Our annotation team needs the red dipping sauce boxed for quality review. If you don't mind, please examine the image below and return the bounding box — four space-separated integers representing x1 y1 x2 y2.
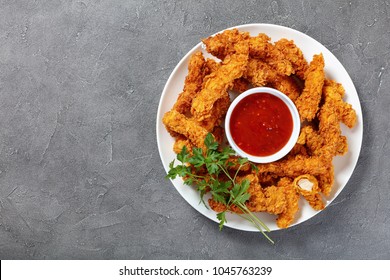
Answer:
229 92 293 156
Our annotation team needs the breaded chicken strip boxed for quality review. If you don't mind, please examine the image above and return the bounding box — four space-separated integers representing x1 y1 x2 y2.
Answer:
293 174 325 211
274 38 309 79
295 54 325 121
245 58 301 101
297 125 323 155
173 52 206 115
243 174 286 214
191 41 249 122
317 165 334 196
276 177 300 229
202 29 250 60
257 155 331 177
323 79 357 128
199 92 230 131
250 34 294 76
162 110 209 151
318 90 344 157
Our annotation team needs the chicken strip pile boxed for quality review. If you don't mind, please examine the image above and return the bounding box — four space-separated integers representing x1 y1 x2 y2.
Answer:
163 28 357 229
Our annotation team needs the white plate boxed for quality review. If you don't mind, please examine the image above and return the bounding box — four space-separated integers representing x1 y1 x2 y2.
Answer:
156 23 363 232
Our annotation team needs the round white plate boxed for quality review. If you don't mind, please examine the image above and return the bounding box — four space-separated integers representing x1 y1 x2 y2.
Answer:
156 23 363 232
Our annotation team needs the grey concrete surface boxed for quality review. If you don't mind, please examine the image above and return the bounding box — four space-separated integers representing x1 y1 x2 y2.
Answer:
0 0 389 259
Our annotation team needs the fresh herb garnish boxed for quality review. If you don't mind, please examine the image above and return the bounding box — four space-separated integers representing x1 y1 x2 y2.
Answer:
166 133 274 244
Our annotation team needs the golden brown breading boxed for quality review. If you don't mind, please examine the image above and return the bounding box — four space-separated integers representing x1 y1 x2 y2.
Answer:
248 33 271 59
244 58 301 101
274 38 308 79
173 52 206 115
199 92 230 131
297 125 323 155
202 29 250 60
241 174 286 214
318 93 343 157
249 34 294 76
257 155 331 178
191 41 249 122
323 79 357 128
293 174 325 211
162 110 209 151
173 136 193 154
276 177 300 229
295 54 325 121
317 165 334 196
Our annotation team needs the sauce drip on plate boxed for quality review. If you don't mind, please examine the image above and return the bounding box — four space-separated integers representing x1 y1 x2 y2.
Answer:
230 92 293 156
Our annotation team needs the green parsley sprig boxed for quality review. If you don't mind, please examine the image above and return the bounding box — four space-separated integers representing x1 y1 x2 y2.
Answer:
166 133 274 244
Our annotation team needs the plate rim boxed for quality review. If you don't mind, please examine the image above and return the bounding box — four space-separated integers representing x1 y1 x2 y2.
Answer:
156 23 364 232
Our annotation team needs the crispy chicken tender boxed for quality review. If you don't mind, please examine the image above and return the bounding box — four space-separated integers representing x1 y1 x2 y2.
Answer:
199 93 230 131
191 41 249 122
257 155 331 177
250 34 294 76
242 174 287 214
297 125 323 155
173 52 206 115
293 174 325 210
295 54 325 121
317 165 335 196
162 110 209 151
202 29 250 60
276 178 300 229
274 38 308 79
318 89 344 157
323 79 357 128
245 58 301 101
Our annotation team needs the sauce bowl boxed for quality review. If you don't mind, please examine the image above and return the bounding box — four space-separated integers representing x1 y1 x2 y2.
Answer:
225 87 300 163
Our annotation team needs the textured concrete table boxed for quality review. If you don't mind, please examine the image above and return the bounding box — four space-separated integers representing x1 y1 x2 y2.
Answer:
0 0 389 259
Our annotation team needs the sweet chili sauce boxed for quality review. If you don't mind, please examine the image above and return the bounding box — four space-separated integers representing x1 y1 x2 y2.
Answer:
229 92 293 156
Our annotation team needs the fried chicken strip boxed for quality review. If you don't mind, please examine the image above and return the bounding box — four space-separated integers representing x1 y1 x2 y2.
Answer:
295 54 325 121
297 125 323 155
202 29 250 60
276 177 300 229
191 41 249 122
173 52 206 115
323 79 357 128
317 165 334 196
274 38 308 79
293 174 325 211
318 88 344 157
257 155 331 177
199 93 230 131
162 110 209 151
245 58 301 101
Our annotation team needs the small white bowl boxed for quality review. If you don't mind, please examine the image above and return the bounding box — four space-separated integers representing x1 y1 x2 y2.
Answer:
225 87 300 163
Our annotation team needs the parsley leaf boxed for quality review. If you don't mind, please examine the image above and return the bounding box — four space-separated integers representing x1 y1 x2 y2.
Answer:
217 211 227 231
